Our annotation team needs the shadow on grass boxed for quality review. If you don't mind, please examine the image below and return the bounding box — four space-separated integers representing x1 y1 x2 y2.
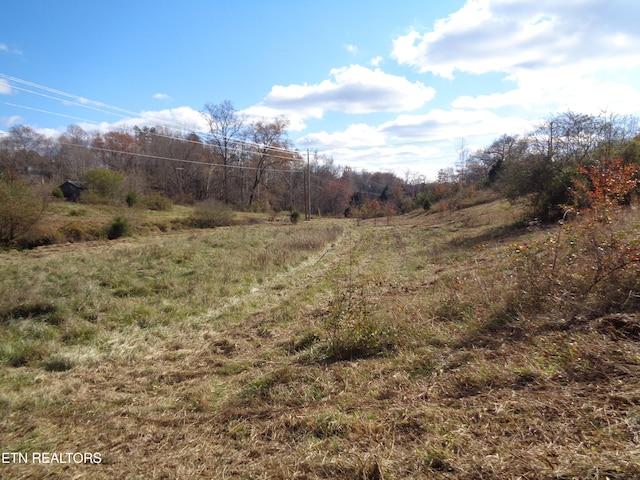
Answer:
445 220 535 251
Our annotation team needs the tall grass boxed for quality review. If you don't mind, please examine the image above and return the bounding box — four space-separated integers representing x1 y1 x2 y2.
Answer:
2 200 640 479
0 221 345 369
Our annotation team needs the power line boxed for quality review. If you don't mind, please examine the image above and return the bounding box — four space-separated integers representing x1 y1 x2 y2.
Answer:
5 100 304 166
1 74 483 176
5 102 108 126
2 74 300 158
1 74 139 119
56 139 305 174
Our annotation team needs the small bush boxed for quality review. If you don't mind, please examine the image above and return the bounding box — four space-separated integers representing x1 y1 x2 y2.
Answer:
125 191 138 208
319 282 399 361
83 168 124 202
420 196 431 211
68 208 86 217
142 193 172 211
290 210 301 224
106 216 131 240
190 200 234 228
58 222 104 242
284 331 320 354
241 367 293 402
0 174 46 246
52 187 64 199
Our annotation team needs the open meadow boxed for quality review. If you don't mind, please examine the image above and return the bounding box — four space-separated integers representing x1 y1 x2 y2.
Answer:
1 200 640 479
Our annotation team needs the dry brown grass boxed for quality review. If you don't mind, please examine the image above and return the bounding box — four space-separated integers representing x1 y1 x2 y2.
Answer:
1 200 640 479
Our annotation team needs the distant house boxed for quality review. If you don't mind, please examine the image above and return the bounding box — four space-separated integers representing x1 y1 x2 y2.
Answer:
59 180 86 201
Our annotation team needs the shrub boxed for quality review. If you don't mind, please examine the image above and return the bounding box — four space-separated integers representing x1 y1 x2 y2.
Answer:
190 200 234 228
106 216 131 240
0 174 46 247
59 222 104 242
52 187 64 199
0 330 55 368
142 193 172 211
68 208 86 217
416 190 432 211
83 168 124 202
125 191 138 208
290 210 301 224
319 282 399 361
506 158 640 318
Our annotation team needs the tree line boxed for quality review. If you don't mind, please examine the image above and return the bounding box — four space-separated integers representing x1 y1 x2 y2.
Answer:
421 111 640 221
1 106 640 244
0 100 412 217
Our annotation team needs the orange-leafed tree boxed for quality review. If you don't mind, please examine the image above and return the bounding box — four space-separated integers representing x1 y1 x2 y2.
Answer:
573 157 639 221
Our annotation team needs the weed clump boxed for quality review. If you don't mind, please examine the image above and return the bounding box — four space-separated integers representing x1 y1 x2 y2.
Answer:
142 193 172 211
319 281 400 361
52 187 64 199
106 216 131 240
58 222 104 242
1 302 58 323
42 354 73 372
189 200 234 228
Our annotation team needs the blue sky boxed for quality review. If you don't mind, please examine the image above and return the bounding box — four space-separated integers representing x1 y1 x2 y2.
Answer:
2 0 640 179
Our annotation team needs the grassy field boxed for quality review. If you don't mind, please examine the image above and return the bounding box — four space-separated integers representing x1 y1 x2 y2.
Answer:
1 200 639 479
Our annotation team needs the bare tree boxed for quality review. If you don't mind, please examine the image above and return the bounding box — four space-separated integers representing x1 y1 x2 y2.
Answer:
201 101 245 203
2 125 48 177
467 134 528 185
57 125 94 180
246 116 295 208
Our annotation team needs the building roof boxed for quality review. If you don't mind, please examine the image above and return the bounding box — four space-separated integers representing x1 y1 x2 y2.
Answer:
61 180 86 189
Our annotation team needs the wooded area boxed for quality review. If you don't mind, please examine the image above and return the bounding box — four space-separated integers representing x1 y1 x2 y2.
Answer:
0 101 412 218
1 106 640 246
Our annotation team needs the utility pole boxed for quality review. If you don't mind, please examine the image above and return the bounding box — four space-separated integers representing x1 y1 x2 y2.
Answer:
303 152 308 221
306 149 311 220
548 121 554 162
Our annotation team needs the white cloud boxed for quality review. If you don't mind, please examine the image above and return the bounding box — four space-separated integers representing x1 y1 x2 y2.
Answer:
241 104 309 131
391 0 640 121
380 109 533 142
298 108 535 179
1 44 23 55
0 79 13 95
129 106 207 131
255 64 436 120
1 115 22 127
298 123 386 149
320 143 448 179
70 106 208 135
370 56 384 67
392 0 640 78
345 44 358 54
153 93 171 100
453 68 640 115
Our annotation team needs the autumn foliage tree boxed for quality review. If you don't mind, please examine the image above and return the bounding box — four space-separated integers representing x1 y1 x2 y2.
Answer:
572 157 640 219
510 156 640 318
